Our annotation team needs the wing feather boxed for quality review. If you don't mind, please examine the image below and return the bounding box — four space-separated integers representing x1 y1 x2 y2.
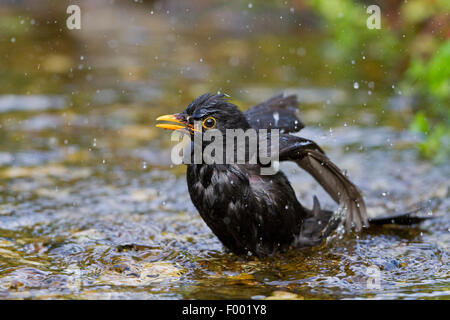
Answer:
244 94 304 133
275 134 368 231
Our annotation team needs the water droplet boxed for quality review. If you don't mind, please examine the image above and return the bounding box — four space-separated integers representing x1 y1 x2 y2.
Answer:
273 112 279 126
248 3 253 8
353 82 359 89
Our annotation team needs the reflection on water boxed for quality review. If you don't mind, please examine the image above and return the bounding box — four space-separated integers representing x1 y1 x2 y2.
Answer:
0 1 448 299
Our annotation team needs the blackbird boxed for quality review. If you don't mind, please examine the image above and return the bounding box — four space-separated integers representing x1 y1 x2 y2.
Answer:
156 93 428 257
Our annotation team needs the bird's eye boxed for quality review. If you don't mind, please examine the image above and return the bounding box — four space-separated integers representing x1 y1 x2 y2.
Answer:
202 116 216 129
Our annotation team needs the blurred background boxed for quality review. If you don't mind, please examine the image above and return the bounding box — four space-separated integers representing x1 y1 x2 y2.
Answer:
0 0 448 299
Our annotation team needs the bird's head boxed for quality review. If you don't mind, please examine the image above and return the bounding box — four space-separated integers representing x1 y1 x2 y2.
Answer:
156 93 250 135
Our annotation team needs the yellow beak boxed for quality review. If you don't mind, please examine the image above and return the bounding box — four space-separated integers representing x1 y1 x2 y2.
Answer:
156 113 201 132
155 114 186 131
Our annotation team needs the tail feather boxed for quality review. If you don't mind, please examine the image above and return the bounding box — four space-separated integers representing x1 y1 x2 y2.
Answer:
368 208 433 226
294 202 433 248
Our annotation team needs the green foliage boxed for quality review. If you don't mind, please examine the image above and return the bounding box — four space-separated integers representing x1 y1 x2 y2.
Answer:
406 41 450 101
409 111 429 134
410 112 449 163
418 125 448 163
309 0 449 162
405 41 450 162
307 0 398 62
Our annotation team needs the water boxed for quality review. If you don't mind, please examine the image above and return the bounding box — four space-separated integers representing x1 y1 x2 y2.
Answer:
0 1 448 299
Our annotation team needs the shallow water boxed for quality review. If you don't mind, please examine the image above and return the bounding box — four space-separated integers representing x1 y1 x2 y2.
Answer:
0 2 448 299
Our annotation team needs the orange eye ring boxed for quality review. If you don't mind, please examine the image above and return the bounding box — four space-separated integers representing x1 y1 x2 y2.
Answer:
202 116 216 129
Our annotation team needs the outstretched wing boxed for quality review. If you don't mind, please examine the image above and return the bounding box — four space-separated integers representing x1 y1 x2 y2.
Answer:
244 94 304 133
276 134 368 231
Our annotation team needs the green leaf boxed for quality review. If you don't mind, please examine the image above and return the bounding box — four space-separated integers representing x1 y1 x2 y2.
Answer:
409 112 429 134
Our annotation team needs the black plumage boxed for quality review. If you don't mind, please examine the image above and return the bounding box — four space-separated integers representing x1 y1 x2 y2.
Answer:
156 93 430 257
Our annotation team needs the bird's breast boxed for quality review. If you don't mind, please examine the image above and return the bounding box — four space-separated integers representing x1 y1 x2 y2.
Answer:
187 164 250 211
